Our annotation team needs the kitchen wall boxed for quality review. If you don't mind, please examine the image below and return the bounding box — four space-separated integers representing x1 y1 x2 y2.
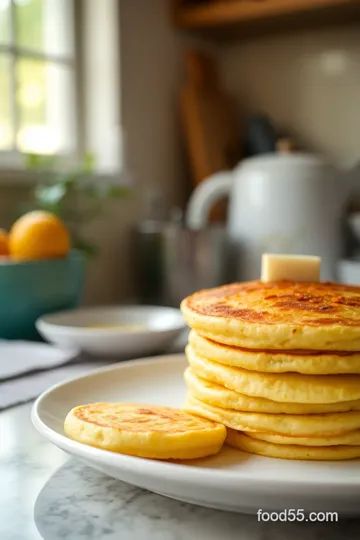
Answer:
84 0 189 304
121 0 186 211
220 25 360 169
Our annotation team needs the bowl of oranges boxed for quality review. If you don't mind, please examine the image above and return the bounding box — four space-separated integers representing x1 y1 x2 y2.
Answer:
0 211 85 340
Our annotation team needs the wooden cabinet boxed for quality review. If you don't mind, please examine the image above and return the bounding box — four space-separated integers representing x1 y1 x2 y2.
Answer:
172 0 360 36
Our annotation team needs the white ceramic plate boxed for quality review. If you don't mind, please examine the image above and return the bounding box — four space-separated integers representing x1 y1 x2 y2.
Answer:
36 306 185 357
32 355 360 515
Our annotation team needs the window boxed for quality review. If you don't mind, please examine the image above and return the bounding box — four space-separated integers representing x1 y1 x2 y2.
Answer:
0 0 122 180
0 0 76 158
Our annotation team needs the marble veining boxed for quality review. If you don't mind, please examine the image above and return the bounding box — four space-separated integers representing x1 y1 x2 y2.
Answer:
34 460 360 540
1 403 360 540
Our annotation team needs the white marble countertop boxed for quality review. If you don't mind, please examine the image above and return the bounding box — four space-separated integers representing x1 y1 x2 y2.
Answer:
1 403 360 540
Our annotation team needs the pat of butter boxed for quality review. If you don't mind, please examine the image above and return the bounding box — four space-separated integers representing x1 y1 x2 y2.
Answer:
261 253 320 283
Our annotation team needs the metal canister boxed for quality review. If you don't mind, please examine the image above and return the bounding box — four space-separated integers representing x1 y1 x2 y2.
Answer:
133 221 231 307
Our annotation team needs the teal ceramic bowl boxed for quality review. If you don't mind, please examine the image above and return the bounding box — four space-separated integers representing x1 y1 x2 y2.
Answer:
0 251 85 340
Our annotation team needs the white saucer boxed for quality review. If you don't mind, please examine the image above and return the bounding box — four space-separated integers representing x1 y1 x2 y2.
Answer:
32 354 360 515
36 305 185 357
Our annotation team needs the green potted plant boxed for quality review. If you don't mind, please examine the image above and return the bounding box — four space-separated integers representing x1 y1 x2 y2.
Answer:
24 153 130 258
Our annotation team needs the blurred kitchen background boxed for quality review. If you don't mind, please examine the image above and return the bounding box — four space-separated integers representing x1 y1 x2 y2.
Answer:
2 0 360 310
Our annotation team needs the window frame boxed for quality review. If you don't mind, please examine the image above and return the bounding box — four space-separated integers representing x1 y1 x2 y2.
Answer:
0 0 122 185
0 0 80 174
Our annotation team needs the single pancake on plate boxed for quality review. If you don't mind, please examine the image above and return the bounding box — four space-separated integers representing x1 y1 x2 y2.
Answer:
247 430 360 446
181 281 360 351
184 395 360 437
226 430 360 461
186 345 360 404
184 368 360 415
64 402 226 460
189 330 360 375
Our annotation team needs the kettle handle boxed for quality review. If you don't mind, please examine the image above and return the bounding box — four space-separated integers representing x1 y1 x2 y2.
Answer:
341 161 360 207
186 172 232 230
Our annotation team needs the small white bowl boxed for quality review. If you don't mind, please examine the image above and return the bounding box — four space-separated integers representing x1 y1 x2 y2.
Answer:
36 306 186 358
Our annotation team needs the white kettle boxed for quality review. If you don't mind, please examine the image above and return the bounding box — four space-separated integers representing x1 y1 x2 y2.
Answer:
186 153 360 281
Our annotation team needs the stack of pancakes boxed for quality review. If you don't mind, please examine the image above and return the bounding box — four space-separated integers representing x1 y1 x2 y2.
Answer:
181 281 360 460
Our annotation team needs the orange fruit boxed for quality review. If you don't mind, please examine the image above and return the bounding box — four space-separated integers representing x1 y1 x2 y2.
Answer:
0 229 9 256
9 211 71 261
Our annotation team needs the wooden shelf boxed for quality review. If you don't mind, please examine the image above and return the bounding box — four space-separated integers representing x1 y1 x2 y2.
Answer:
173 0 360 36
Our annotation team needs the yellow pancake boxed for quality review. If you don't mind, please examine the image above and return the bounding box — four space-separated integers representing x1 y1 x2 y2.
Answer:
184 395 360 436
184 368 360 415
189 330 360 375
227 430 360 461
248 430 360 446
181 281 360 351
64 402 226 460
186 345 360 404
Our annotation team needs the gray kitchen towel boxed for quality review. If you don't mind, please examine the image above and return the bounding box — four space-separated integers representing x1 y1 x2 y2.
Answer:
0 359 107 409
0 330 188 409
0 340 79 380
